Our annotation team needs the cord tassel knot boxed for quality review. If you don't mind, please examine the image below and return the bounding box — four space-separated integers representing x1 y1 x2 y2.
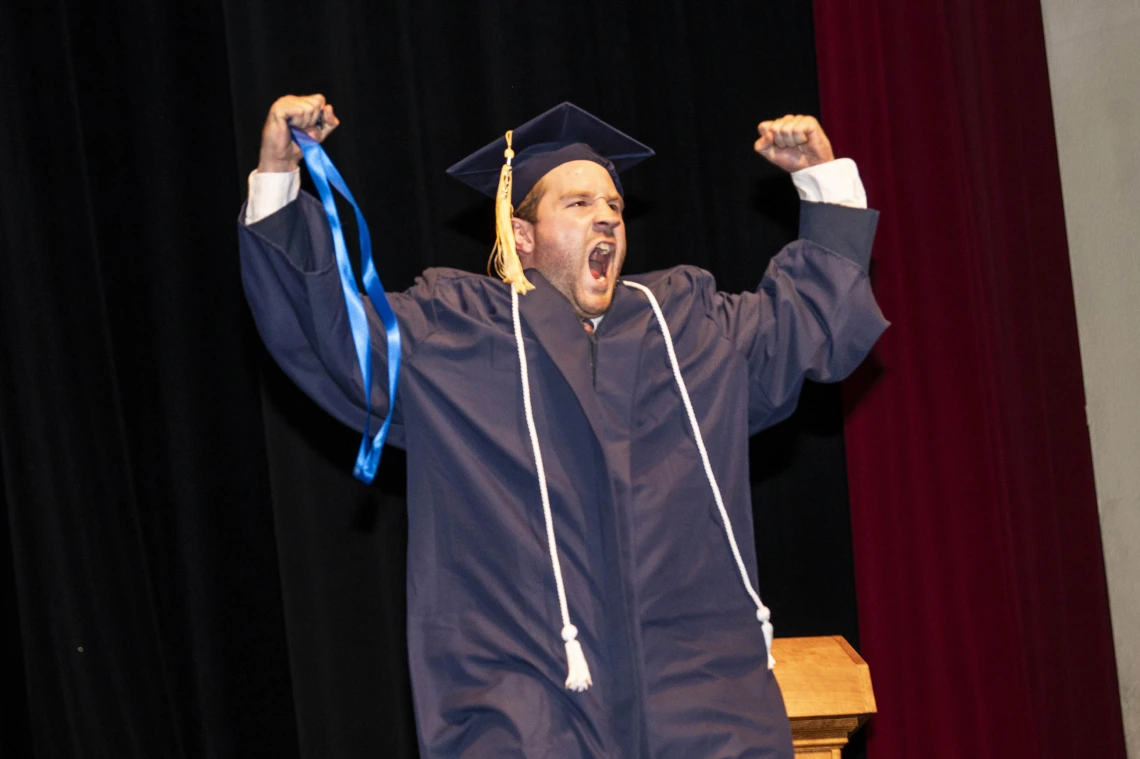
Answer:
562 625 593 692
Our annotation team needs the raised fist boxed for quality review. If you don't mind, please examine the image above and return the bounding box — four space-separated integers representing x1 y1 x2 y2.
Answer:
754 114 834 173
258 94 340 174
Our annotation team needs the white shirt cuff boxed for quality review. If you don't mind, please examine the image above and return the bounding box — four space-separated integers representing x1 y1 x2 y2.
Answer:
790 158 867 209
245 169 301 225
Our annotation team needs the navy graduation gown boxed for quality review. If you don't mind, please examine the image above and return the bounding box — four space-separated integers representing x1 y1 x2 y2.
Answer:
239 193 887 759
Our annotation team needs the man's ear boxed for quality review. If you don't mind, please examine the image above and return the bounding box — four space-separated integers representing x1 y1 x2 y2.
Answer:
512 217 535 262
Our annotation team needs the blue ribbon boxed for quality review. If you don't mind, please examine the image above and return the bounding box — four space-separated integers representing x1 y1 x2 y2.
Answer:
290 127 401 483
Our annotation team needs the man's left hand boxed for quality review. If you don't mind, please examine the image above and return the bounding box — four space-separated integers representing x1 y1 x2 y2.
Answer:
754 115 834 172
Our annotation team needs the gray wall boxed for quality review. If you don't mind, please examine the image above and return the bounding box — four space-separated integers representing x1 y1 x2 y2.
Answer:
1039 0 1140 755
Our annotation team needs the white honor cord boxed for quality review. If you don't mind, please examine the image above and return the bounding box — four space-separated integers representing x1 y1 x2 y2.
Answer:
512 289 593 691
621 280 776 669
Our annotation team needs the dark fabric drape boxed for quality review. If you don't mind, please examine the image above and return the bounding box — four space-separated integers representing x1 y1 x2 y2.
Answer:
812 1 1127 757
2 1 866 757
0 1 299 757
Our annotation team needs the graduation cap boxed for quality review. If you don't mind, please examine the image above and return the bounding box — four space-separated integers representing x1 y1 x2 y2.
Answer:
446 102 654 294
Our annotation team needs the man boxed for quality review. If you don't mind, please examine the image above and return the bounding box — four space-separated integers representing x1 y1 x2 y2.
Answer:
239 93 887 758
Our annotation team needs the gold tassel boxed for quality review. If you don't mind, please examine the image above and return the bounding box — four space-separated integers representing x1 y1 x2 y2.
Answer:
488 130 535 294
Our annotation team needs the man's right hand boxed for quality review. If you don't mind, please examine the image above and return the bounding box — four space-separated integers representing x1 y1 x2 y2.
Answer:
258 94 339 174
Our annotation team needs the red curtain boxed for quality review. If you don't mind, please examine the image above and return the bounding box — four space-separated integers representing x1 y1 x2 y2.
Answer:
812 2 1127 757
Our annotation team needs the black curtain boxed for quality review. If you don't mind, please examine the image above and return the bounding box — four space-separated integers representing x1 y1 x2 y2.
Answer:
1 1 861 756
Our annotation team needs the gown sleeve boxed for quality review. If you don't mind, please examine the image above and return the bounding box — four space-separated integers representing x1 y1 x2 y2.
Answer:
705 201 889 434
237 191 437 446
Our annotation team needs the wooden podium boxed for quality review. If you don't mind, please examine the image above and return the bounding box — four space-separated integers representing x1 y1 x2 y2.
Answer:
771 636 877 758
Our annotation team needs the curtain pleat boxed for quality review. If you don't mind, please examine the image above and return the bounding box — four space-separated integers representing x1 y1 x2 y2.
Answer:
814 1 1127 756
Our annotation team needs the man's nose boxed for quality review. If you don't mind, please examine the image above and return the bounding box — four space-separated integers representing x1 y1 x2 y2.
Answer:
593 202 622 233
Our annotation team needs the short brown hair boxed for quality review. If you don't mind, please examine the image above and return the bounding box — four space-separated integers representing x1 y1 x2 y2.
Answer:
513 178 547 223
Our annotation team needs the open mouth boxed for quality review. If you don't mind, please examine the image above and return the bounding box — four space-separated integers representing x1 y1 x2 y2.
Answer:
589 242 615 281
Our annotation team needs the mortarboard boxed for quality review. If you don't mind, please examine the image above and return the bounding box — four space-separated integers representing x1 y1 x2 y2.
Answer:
446 102 654 294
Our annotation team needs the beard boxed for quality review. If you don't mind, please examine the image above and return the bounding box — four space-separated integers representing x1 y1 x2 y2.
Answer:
534 238 624 319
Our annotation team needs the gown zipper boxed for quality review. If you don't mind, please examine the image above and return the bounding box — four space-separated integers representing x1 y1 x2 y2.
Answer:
587 328 598 387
